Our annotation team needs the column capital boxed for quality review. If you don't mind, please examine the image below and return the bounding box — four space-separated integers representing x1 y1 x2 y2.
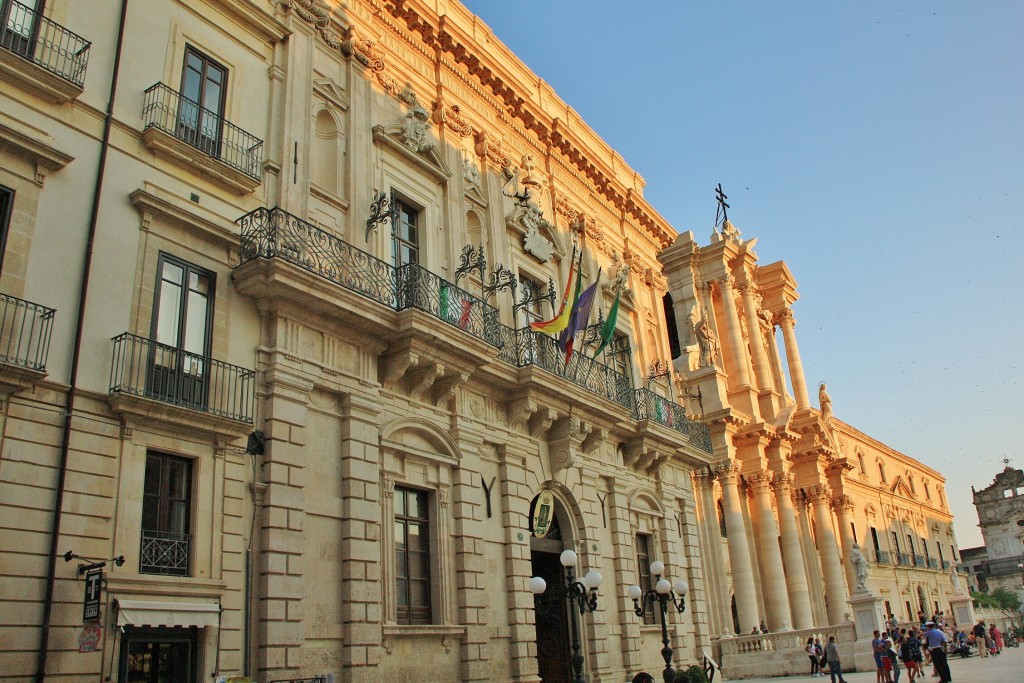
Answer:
713 461 741 483
748 469 774 492
831 494 855 512
691 468 715 489
807 483 832 502
774 307 795 326
717 274 735 288
770 471 795 492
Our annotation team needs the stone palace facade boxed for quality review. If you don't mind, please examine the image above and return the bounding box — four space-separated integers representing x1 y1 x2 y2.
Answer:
0 1 962 682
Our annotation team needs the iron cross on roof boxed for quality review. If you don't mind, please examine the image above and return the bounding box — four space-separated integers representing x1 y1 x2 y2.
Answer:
715 183 730 228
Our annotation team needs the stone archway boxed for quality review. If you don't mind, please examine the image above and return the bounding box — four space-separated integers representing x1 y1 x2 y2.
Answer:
529 492 578 683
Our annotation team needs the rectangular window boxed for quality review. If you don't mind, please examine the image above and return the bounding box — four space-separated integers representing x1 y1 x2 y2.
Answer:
0 184 12 272
609 331 631 377
635 534 655 625
516 274 547 329
851 522 858 544
1 0 43 59
149 254 214 409
395 486 431 624
140 452 193 576
391 198 419 268
178 46 227 156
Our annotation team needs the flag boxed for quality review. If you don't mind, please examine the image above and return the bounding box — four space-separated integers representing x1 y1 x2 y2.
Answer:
558 268 601 364
440 281 473 331
530 248 579 335
593 286 621 358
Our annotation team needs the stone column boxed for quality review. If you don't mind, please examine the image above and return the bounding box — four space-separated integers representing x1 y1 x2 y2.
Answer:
748 470 792 630
693 469 731 635
740 282 773 392
771 472 814 630
258 367 313 680
338 392 384 681
716 276 752 388
832 494 857 596
715 462 760 632
809 484 848 625
776 307 810 409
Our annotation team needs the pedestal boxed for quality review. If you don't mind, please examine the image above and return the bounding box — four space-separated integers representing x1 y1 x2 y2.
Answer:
949 593 974 629
849 589 883 672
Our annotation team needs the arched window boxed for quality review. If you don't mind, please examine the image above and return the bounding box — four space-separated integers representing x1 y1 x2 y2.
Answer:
878 462 887 483
857 452 867 474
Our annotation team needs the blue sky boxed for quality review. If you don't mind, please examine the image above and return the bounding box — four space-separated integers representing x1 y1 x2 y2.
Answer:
462 1 1024 548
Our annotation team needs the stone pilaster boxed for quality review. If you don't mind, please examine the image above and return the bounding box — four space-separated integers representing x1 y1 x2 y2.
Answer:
776 307 810 409
748 469 792 630
771 472 814 629
606 476 643 673
258 367 314 679
808 484 848 625
338 392 383 680
497 445 541 683
715 462 760 632
452 445 491 682
692 469 731 636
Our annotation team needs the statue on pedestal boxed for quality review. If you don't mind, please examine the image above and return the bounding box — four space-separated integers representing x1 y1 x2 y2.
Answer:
850 543 869 591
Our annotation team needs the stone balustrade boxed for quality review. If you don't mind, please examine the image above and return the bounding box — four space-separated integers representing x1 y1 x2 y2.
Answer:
717 623 857 679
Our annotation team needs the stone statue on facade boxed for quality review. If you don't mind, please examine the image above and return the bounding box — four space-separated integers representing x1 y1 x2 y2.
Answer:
690 307 720 368
819 382 833 424
850 543 869 591
950 567 964 594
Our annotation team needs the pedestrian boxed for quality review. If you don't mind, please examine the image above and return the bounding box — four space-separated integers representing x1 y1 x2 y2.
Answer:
815 637 826 675
880 637 898 683
807 636 821 677
973 620 987 658
993 624 1004 652
825 635 848 683
923 621 952 683
872 630 885 683
759 619 769 634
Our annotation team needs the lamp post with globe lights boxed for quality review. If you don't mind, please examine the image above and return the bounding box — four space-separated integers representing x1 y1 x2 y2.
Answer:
529 549 603 683
628 561 688 683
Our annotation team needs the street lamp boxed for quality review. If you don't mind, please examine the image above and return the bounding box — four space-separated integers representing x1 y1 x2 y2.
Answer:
629 560 688 683
530 549 603 683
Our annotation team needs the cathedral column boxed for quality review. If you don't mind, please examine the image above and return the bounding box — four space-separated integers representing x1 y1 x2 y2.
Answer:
748 470 792 630
740 281 773 392
771 472 814 629
809 484 848 625
716 276 751 388
832 494 857 595
776 307 810 409
715 462 760 632
693 469 731 635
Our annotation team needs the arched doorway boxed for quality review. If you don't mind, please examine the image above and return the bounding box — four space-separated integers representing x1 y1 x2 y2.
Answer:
530 493 575 682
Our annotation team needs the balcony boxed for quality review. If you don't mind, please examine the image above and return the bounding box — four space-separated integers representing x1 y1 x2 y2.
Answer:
142 83 263 194
633 388 713 453
0 0 90 101
897 553 911 566
139 529 190 577
0 292 54 394
108 332 255 438
873 551 891 565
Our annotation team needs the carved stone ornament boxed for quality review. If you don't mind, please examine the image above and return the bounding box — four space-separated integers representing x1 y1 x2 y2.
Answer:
503 167 560 263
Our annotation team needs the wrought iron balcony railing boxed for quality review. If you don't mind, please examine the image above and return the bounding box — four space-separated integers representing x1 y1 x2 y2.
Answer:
633 388 713 453
139 529 190 576
142 82 263 180
873 550 890 565
941 560 950 571
0 292 55 372
109 332 255 423
0 0 90 87
396 263 501 346
896 553 911 566
912 554 928 568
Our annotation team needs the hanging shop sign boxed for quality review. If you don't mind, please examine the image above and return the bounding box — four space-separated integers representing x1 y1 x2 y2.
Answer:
532 489 554 539
82 567 102 623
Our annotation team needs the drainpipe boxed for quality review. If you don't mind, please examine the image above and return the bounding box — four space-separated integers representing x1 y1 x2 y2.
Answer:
34 1 129 680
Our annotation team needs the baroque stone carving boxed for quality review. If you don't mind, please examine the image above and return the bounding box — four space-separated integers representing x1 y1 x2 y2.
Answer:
688 304 720 368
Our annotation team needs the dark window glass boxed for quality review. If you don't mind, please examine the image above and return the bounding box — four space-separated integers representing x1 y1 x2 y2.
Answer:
395 486 431 624
0 184 12 272
635 534 656 625
663 293 681 359
178 46 227 156
140 452 192 576
1 0 43 58
391 199 419 268
149 254 214 409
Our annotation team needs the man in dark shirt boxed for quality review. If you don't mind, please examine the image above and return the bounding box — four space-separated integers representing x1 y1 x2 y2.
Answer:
972 620 987 658
924 622 952 683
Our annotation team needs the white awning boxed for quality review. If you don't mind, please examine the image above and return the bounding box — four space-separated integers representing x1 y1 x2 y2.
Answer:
115 600 220 628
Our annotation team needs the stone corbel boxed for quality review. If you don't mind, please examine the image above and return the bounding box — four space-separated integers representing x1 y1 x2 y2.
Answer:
506 395 537 432
528 407 557 438
381 350 419 389
409 361 445 401
623 439 647 469
581 427 606 456
547 415 591 475
432 370 469 407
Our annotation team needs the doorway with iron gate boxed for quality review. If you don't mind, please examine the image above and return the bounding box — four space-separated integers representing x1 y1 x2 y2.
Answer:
530 492 577 683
